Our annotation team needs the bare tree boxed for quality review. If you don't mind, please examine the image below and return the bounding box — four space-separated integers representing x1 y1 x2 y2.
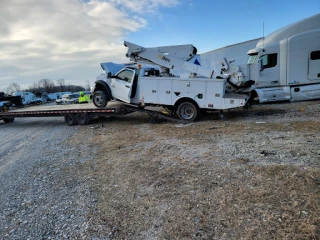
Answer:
56 78 65 92
6 83 21 94
64 84 85 92
39 79 55 93
85 80 91 90
28 81 42 94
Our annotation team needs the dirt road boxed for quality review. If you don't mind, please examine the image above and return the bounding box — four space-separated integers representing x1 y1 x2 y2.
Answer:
0 101 319 239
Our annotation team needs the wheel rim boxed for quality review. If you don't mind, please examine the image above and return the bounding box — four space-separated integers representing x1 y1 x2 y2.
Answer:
180 105 195 120
67 116 73 124
76 113 90 125
94 94 103 106
65 114 76 125
78 115 85 124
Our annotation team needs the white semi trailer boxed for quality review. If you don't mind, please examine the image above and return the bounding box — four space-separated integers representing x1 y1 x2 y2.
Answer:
218 13 320 103
200 38 261 75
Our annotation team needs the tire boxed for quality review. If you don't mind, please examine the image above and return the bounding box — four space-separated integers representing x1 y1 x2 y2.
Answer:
93 90 108 108
176 101 198 121
3 118 14 123
76 113 91 125
64 114 77 126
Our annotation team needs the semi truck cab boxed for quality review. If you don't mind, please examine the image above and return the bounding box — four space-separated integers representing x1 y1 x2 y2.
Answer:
243 13 320 103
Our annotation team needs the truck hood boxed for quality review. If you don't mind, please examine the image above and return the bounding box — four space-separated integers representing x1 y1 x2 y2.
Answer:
100 62 126 75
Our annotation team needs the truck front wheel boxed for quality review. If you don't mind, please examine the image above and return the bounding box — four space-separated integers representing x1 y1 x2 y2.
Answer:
93 90 108 108
176 101 198 121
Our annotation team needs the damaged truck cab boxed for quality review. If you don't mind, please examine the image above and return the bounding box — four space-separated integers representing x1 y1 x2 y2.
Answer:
92 63 161 108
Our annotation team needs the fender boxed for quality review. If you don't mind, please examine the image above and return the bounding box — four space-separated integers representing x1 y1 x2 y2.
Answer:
174 96 200 109
94 80 113 99
253 87 291 103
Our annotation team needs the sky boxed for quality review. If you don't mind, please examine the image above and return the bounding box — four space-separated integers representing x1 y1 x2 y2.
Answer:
0 0 319 91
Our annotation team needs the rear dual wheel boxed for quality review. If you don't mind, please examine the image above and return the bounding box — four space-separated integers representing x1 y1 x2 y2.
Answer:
176 101 198 121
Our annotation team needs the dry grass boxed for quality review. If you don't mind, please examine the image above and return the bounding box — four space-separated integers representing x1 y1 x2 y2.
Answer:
85 148 320 239
214 165 320 240
68 102 320 239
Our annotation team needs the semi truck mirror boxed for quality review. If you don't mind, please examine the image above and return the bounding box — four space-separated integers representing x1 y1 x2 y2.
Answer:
107 72 112 78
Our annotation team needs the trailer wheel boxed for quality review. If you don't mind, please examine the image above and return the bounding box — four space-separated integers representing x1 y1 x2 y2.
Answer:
176 101 198 121
3 118 14 123
64 114 77 126
93 90 108 108
76 113 91 125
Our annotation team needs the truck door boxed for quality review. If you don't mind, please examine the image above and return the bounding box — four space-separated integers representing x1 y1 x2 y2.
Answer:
111 69 135 103
24 92 29 104
257 53 280 87
308 50 320 80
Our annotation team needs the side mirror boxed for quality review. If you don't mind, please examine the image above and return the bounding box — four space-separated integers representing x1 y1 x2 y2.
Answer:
107 72 112 78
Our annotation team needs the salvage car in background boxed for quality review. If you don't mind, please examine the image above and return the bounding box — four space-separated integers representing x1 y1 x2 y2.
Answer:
56 94 79 105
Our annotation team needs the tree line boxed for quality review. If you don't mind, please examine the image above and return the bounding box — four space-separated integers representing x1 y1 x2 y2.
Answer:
4 79 90 96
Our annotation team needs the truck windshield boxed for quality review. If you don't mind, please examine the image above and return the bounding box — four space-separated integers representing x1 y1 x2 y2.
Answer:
247 55 258 64
126 67 140 76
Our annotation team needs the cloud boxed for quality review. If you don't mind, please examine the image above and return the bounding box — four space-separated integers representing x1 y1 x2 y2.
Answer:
109 0 179 13
0 0 179 89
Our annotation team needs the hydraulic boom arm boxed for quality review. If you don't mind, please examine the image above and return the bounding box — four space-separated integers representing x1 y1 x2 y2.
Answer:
124 41 217 79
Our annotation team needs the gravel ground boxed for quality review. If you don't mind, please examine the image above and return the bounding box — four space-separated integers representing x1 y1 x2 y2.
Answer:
0 117 97 239
0 100 319 239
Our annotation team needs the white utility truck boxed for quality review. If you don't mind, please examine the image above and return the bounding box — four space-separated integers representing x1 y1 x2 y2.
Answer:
218 13 320 103
92 42 249 121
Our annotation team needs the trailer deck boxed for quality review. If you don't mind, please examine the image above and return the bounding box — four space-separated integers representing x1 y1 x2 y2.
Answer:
0 102 180 125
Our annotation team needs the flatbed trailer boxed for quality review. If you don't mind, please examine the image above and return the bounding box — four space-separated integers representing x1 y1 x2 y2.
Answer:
0 102 180 126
